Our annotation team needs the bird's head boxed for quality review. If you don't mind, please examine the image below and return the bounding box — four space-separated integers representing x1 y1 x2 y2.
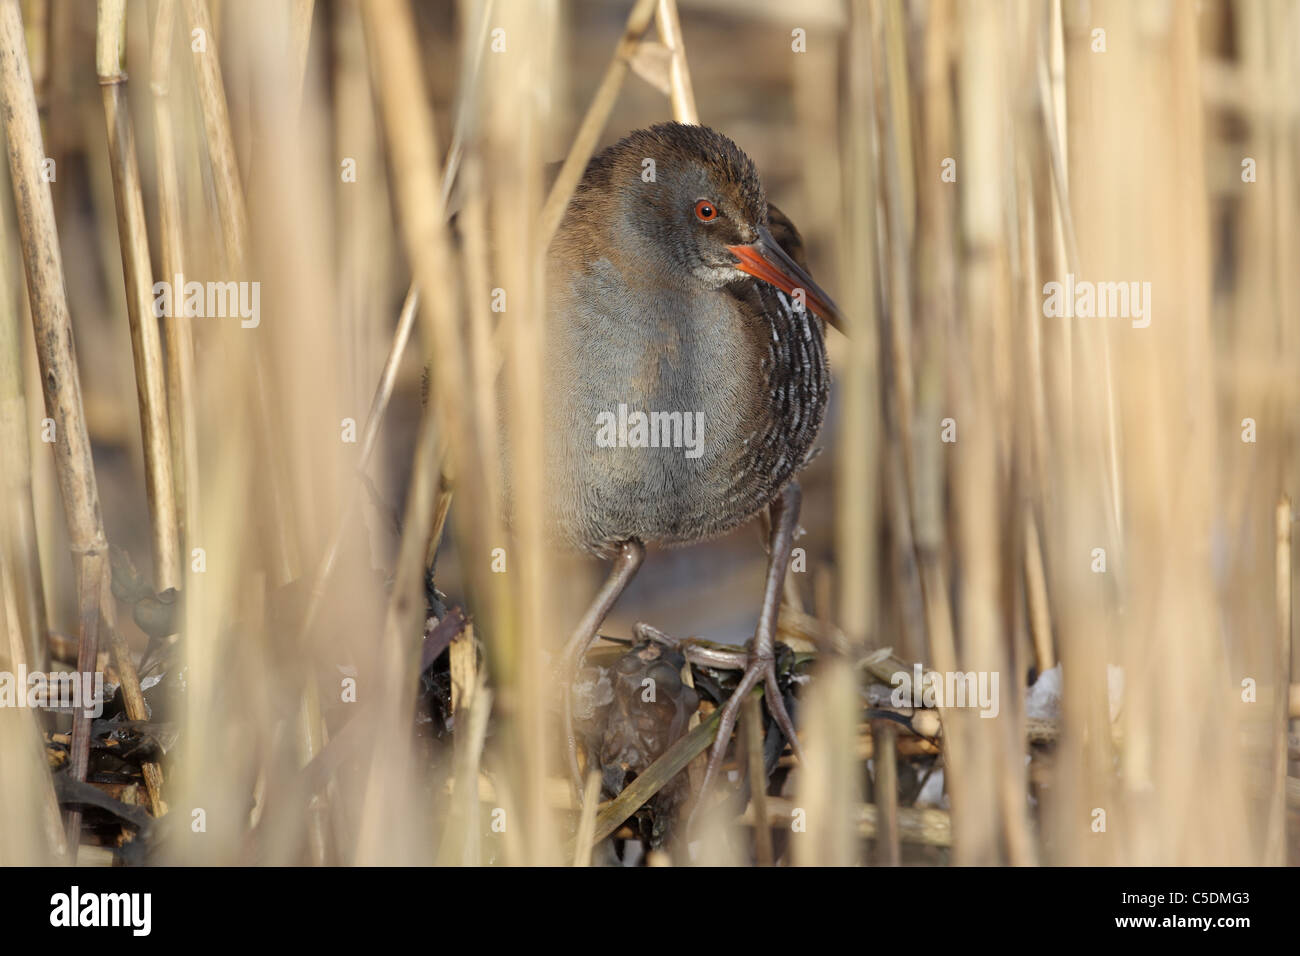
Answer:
580 123 846 332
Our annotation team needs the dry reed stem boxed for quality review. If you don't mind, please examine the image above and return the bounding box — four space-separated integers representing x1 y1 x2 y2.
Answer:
184 0 303 585
876 0 917 505
96 0 173 819
457 162 501 524
184 0 247 267
149 0 200 559
1036 27 1124 573
0 0 109 852
655 0 697 125
359 0 478 862
0 162 47 674
908 0 976 862
871 719 900 865
834 0 879 651
98 0 179 594
1049 2 1119 864
488 0 557 866
0 0 101 557
798 0 875 869
954 0 1018 865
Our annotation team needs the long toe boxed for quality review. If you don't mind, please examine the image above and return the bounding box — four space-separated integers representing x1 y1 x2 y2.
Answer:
688 654 772 832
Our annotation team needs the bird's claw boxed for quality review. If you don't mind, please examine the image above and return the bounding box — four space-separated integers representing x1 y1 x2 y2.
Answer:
685 642 804 834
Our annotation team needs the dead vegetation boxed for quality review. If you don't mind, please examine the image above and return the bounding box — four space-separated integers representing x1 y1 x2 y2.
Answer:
0 0 1296 866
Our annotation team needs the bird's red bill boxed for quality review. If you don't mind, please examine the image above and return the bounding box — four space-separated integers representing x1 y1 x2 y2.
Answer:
726 234 846 333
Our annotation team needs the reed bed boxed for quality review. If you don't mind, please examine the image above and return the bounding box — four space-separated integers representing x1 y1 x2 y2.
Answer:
0 0 1295 867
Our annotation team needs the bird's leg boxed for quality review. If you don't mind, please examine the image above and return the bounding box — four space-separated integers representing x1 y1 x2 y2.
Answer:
693 482 805 821
562 539 645 792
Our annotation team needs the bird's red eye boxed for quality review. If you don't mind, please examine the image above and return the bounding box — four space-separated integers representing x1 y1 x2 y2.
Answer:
694 199 718 222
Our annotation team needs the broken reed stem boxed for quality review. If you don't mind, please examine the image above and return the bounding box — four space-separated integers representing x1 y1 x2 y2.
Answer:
98 0 179 593
655 0 698 125
540 0 657 243
0 0 108 853
150 0 200 558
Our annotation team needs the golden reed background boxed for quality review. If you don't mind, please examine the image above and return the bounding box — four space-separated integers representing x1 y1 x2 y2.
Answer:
0 0 1296 865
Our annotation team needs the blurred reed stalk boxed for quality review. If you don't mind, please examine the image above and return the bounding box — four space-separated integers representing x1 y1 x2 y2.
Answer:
789 0 877 868
0 0 1290 869
360 0 483 863
149 0 200 558
483 0 559 867
0 149 62 859
184 0 300 585
0 548 66 862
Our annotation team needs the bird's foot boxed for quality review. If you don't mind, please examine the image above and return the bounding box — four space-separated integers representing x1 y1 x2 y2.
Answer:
673 641 804 834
